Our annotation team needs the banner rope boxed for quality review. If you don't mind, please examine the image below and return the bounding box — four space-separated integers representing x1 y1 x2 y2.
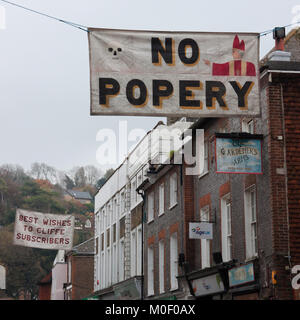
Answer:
1 0 300 37
0 0 89 32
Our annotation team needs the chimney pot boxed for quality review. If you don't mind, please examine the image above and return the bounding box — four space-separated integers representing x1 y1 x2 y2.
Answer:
273 27 286 51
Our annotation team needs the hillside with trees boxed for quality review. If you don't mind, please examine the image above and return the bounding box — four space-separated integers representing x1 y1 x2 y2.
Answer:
0 163 113 299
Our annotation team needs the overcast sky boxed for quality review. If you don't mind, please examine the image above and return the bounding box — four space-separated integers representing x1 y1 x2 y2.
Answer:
0 0 299 174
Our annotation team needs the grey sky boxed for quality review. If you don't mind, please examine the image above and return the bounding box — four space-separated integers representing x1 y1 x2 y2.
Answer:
0 0 299 173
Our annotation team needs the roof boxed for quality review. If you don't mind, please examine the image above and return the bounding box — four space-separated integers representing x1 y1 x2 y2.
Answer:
37 272 52 285
68 237 95 255
261 60 300 73
260 27 300 66
66 190 92 200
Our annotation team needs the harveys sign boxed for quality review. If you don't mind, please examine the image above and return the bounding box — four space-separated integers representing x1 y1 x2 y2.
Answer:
88 28 260 117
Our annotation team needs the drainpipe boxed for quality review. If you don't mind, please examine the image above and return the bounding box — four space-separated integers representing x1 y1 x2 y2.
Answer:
137 189 145 300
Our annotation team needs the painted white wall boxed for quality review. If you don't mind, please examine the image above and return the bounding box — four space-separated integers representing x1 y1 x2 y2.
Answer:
0 265 6 290
51 263 67 300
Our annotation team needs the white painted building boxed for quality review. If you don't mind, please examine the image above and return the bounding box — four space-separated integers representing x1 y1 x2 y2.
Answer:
51 250 67 300
93 121 192 298
0 265 6 290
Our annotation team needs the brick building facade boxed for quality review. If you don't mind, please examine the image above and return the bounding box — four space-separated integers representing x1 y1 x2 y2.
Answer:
64 238 94 300
37 272 52 300
141 165 185 299
140 27 300 300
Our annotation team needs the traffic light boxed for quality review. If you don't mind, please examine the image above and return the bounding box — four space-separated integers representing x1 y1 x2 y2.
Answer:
272 271 277 285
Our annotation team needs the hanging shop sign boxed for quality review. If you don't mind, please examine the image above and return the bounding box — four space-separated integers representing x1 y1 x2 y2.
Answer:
215 133 263 174
228 263 255 287
189 222 213 240
88 28 260 117
13 209 74 250
192 273 225 297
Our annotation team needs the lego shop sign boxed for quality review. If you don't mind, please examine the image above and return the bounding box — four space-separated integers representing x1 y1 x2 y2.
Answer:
189 222 213 240
88 28 260 117
13 209 74 250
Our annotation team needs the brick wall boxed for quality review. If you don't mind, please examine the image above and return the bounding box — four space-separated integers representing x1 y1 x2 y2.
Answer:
144 166 183 298
71 256 94 300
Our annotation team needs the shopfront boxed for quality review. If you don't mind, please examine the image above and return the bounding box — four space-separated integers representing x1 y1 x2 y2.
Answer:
228 261 260 300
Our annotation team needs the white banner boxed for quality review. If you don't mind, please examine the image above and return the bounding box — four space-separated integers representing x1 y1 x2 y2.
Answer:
189 222 213 239
13 209 74 250
88 28 260 117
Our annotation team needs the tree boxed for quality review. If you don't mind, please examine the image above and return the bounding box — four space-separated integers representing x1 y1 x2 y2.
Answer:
74 167 86 188
0 164 27 185
0 226 56 297
84 165 102 186
30 163 57 184
104 168 114 180
0 178 7 204
96 168 114 189
64 175 75 190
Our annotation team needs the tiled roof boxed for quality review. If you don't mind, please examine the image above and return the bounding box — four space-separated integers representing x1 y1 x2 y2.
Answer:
66 190 92 200
38 272 52 285
71 238 95 255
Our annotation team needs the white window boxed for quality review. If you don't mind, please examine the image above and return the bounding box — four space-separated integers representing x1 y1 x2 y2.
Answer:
105 209 109 228
131 230 137 277
147 245 154 296
119 239 125 282
170 232 178 290
85 219 91 229
200 206 210 269
112 243 117 284
120 191 125 214
136 227 142 276
113 198 118 223
159 240 165 294
131 179 137 207
148 192 154 223
221 195 232 262
242 119 254 134
68 258 72 283
244 187 258 259
203 141 209 174
107 248 111 286
96 214 100 236
137 173 142 187
101 252 105 289
159 183 165 216
169 173 178 208
101 210 105 232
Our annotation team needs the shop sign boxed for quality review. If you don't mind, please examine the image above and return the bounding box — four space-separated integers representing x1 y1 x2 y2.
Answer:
228 263 255 287
216 136 263 174
192 273 225 297
189 222 213 239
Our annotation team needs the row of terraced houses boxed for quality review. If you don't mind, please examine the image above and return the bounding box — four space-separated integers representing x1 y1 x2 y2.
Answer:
38 27 300 301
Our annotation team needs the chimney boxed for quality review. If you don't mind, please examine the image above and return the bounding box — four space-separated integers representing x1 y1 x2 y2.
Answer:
268 27 291 61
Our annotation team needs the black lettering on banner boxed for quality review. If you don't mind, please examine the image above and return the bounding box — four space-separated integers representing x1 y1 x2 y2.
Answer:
151 37 174 65
206 81 228 109
99 78 120 107
153 80 174 108
126 79 148 107
178 38 199 65
179 80 202 109
230 81 254 108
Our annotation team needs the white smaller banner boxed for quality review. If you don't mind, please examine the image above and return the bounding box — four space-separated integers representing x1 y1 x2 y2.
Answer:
189 222 213 240
13 209 74 250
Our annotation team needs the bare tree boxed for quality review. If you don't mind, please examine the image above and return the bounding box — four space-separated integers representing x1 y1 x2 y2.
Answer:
84 165 102 186
30 163 57 184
